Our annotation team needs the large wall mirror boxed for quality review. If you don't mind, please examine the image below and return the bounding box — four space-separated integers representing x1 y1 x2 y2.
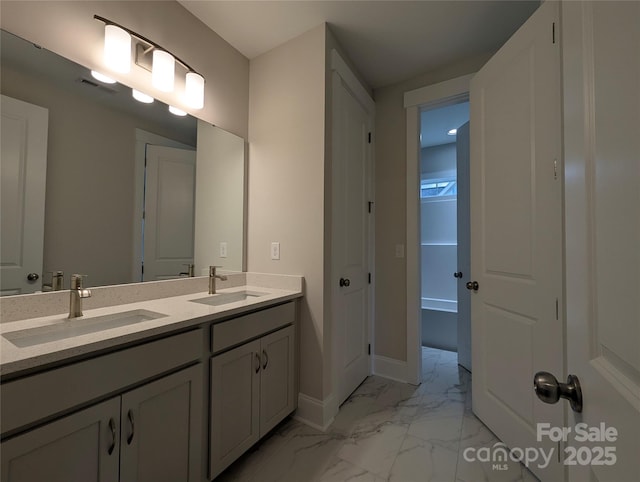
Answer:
0 29 246 296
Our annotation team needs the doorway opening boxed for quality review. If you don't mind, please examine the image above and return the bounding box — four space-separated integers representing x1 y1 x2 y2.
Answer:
418 100 471 374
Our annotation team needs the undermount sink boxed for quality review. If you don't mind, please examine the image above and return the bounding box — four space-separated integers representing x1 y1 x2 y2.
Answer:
3 309 167 348
189 290 268 307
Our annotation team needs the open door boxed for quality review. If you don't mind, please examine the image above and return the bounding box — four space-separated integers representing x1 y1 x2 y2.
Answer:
562 2 640 481
470 2 563 480
456 121 471 372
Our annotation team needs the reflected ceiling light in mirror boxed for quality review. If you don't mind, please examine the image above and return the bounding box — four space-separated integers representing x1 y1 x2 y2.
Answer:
447 128 457 136
152 50 175 92
169 105 187 116
103 24 131 73
91 70 117 84
185 72 205 109
132 89 154 104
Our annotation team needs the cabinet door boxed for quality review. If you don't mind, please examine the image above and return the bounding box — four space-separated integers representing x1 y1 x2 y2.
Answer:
210 339 261 479
259 325 295 436
1 397 120 482
120 364 203 482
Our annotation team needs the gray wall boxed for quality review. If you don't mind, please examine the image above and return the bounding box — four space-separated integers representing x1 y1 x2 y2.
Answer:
421 143 456 178
247 25 327 401
421 309 457 352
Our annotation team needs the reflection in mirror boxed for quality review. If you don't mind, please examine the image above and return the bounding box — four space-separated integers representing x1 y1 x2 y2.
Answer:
0 29 245 296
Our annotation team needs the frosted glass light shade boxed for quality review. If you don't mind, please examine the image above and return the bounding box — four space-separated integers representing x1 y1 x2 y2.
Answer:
104 25 131 73
152 50 175 92
132 89 154 104
185 72 205 109
169 105 187 116
91 71 116 84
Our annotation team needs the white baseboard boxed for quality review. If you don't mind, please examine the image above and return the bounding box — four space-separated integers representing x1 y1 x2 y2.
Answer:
373 355 408 383
293 392 338 432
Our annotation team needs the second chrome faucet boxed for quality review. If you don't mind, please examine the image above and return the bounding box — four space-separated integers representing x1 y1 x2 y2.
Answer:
209 266 227 294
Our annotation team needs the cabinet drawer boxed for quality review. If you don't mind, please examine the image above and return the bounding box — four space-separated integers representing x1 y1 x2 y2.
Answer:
1 329 203 435
211 302 295 354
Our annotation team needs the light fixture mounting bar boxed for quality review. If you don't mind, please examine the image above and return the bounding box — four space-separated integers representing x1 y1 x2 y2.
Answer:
93 14 202 77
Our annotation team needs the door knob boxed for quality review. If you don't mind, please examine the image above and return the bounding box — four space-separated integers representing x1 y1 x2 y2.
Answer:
454 272 463 278
27 272 40 282
534 371 583 413
466 281 479 291
339 278 351 287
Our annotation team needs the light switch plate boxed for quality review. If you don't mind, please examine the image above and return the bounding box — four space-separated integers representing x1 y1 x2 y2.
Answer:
219 242 228 258
271 242 280 260
395 244 405 258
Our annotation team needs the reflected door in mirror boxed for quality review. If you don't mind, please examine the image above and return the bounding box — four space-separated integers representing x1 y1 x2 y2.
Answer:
143 145 196 281
0 95 48 295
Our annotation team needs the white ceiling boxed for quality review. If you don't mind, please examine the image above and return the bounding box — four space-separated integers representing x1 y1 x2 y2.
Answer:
179 0 540 89
421 101 469 148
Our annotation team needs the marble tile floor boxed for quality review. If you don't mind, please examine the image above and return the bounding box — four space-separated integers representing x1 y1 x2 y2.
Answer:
216 347 539 482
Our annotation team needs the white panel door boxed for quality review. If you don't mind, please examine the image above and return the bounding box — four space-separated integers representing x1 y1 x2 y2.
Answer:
143 145 196 281
563 2 640 481
0 95 48 295
456 121 472 372
470 2 563 480
332 72 372 405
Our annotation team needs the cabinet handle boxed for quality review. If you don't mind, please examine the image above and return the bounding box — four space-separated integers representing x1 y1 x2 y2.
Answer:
127 409 135 445
262 349 269 370
255 352 261 373
108 418 116 455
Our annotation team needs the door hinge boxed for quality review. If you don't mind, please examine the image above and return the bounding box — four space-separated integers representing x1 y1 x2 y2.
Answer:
368 201 373 213
368 272 371 284
142 210 146 220
552 22 556 44
368 343 371 355
556 298 559 320
554 159 558 180
368 132 372 144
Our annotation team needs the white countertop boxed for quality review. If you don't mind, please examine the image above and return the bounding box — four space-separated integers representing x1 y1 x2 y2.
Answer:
0 285 302 377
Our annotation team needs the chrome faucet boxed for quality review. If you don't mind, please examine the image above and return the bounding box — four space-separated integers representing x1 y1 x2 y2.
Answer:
43 270 64 291
209 266 228 294
180 263 195 277
69 274 91 319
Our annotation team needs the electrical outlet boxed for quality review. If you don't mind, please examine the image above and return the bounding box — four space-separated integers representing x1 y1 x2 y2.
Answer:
395 244 405 258
219 242 227 258
271 242 280 260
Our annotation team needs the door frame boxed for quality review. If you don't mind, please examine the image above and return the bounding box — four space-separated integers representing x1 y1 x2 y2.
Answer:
404 74 474 384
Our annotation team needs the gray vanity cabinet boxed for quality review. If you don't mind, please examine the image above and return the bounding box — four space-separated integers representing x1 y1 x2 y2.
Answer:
1 330 204 482
1 364 202 482
1 397 120 482
209 303 296 479
119 364 203 482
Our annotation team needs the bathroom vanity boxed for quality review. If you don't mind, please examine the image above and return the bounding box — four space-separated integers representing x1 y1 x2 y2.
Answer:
0 274 302 482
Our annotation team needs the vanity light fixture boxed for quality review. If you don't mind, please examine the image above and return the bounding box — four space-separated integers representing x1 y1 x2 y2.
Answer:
447 128 457 136
169 105 187 116
90 70 117 84
132 89 154 104
94 15 205 109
